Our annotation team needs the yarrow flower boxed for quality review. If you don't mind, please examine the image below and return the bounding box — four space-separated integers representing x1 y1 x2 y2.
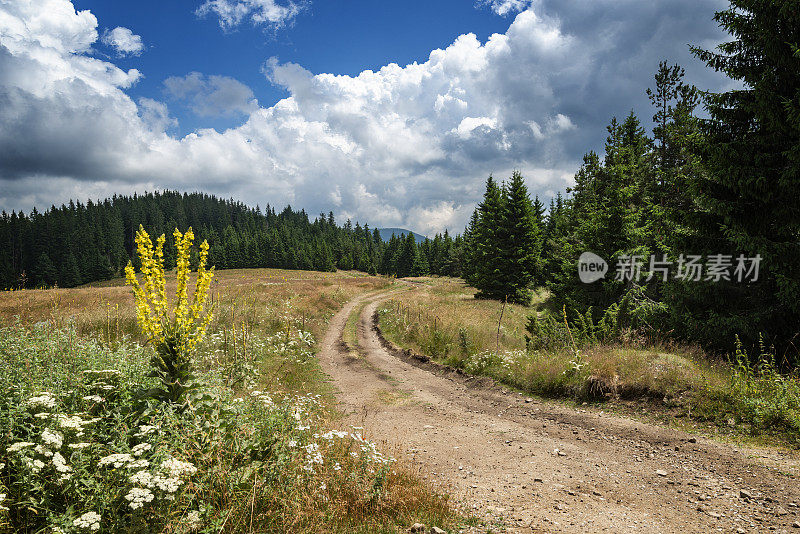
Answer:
161 457 197 478
52 451 71 474
8 441 35 452
129 458 149 469
134 424 158 437
57 414 91 431
185 510 202 528
98 453 133 468
129 470 153 487
35 444 54 457
131 442 152 456
26 392 56 409
41 428 63 450
24 458 46 473
125 487 154 510
73 511 101 531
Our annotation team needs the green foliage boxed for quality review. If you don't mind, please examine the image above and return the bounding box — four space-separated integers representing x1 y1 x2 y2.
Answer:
671 0 800 350
724 338 800 440
465 173 543 304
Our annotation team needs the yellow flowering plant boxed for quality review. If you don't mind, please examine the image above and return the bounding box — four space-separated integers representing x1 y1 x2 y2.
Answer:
125 225 214 408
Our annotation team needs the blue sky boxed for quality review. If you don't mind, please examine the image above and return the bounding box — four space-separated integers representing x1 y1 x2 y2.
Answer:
75 0 515 135
0 0 730 234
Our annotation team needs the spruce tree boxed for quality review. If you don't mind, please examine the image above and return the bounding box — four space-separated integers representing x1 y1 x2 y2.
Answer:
678 0 800 349
497 172 540 304
473 177 507 299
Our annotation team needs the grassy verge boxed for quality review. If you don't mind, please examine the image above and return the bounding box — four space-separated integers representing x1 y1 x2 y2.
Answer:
377 277 800 448
0 269 462 533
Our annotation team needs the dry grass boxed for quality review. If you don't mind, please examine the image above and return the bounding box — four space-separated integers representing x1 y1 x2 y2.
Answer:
380 277 536 359
0 268 466 532
0 269 389 343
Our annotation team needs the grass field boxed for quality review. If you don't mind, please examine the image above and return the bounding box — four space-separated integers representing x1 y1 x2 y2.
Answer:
0 269 464 533
378 277 800 448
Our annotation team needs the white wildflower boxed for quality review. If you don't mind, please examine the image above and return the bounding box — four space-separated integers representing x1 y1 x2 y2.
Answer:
73 511 101 531
185 510 202 528
131 442 152 456
35 444 53 457
153 475 182 493
52 452 71 473
34 412 51 419
0 493 7 512
287 440 297 448
129 458 149 469
129 470 154 488
41 428 63 450
124 487 154 510
57 415 90 431
26 458 45 473
98 453 133 468
8 442 34 452
26 393 56 409
134 425 158 437
82 395 104 403
161 457 197 478
68 442 92 450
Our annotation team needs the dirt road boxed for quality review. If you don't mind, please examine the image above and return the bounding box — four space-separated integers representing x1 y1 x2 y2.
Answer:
317 289 800 533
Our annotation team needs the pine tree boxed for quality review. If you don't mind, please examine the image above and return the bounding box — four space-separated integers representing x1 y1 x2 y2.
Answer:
34 252 57 287
60 252 82 288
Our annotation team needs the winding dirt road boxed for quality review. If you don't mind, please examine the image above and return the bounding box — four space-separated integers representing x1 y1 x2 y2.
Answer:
317 289 800 533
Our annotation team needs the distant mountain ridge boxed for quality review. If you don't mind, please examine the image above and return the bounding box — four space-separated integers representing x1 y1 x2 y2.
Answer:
377 228 428 243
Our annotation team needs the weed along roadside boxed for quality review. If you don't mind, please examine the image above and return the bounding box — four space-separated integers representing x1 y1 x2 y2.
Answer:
0 236 463 533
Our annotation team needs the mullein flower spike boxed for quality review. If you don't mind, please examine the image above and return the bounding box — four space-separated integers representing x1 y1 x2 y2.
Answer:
124 225 214 354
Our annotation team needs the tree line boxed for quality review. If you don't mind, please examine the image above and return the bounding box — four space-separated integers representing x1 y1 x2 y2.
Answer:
0 191 467 290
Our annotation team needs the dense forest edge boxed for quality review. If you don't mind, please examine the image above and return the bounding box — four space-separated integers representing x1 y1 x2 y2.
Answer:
0 191 463 289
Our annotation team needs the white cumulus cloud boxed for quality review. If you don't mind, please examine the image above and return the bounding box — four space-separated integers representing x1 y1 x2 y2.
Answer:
0 0 729 235
101 26 144 56
479 0 533 16
196 0 307 30
164 72 257 117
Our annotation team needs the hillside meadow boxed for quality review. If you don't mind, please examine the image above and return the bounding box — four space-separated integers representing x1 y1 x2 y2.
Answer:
0 268 466 533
